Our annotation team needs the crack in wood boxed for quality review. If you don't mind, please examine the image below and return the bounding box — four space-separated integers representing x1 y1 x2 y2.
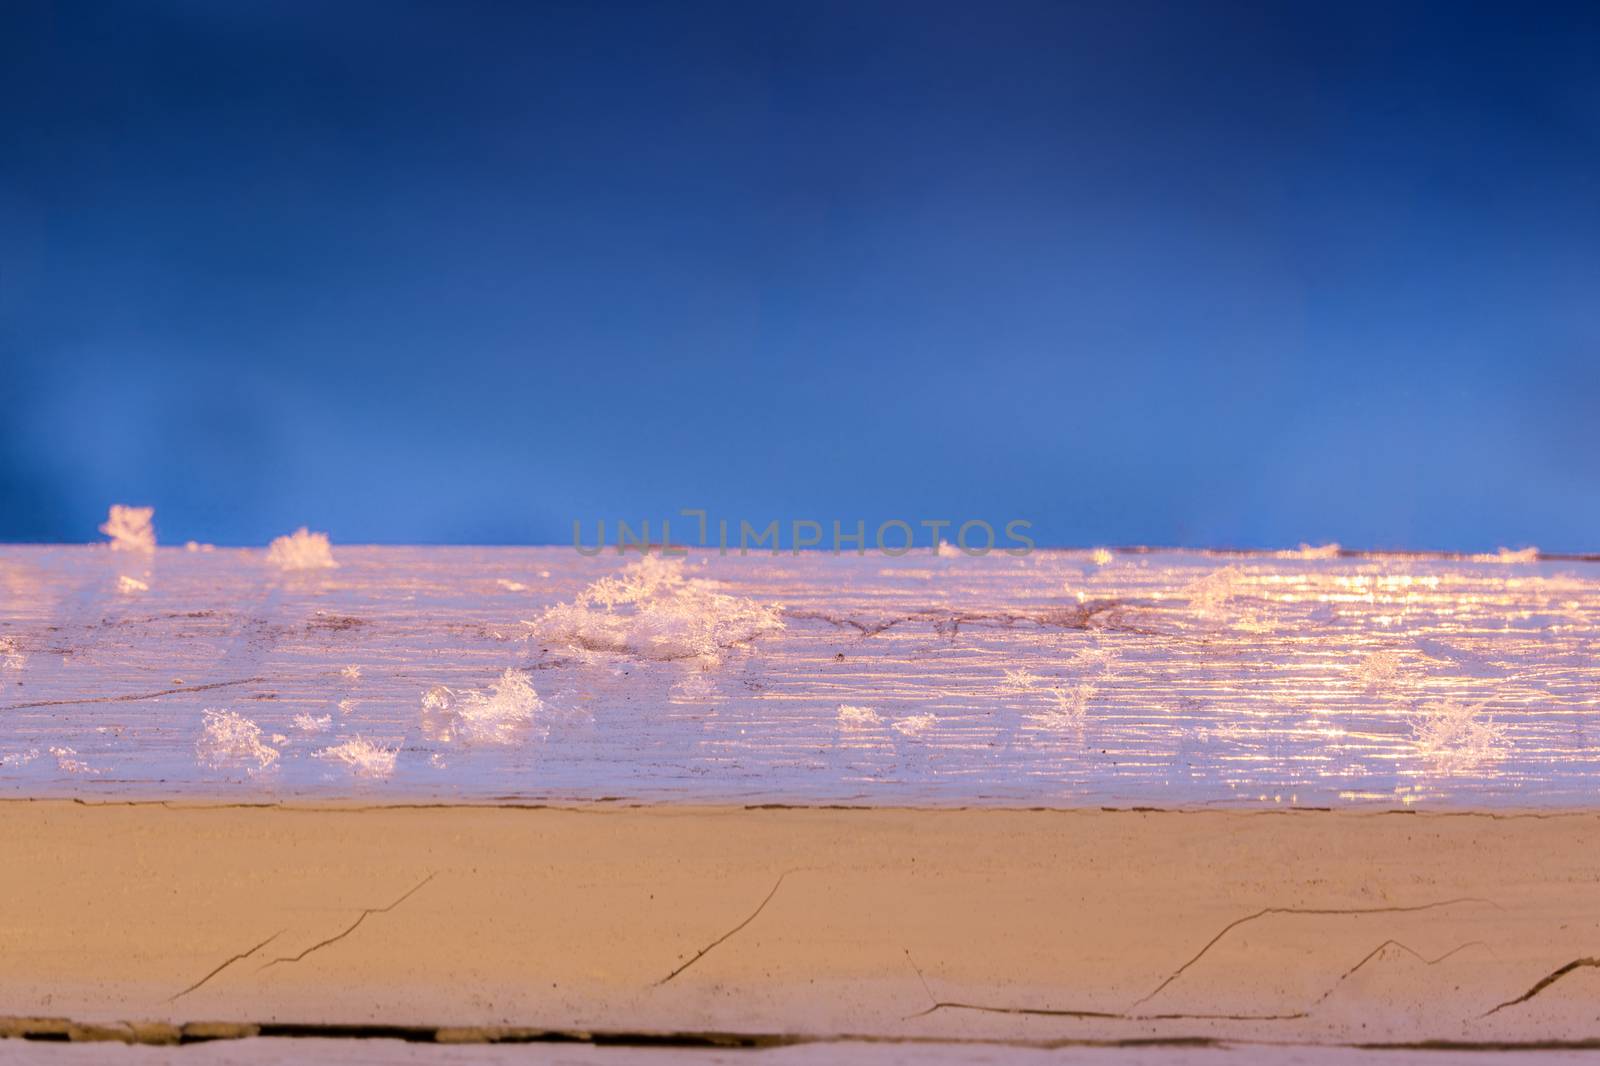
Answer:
167 930 284 1002
1482 956 1600 1017
901 946 1303 1023
1312 939 1487 1006
653 869 799 986
2 677 265 712
1132 897 1499 1008
259 873 435 969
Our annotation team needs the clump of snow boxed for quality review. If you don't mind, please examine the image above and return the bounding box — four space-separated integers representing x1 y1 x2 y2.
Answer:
266 528 338 571
100 505 155 552
1473 546 1539 564
1090 548 1114 566
450 668 543 744
196 709 280 771
0 637 24 671
293 713 333 732
117 575 149 594
420 685 453 711
837 704 884 729
50 746 99 775
497 578 530 592
314 737 399 778
531 557 783 665
1 748 40 768
936 540 960 559
1410 698 1507 771
1295 542 1341 560
891 712 937 737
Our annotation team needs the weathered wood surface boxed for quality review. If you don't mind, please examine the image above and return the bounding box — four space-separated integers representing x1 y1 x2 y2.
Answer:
2 546 1598 806
3 804 1600 1049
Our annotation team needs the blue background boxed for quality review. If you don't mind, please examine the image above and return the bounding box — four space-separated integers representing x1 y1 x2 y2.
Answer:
3 1 1597 550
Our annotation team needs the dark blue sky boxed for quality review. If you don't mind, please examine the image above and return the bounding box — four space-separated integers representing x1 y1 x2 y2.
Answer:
3 1 1597 550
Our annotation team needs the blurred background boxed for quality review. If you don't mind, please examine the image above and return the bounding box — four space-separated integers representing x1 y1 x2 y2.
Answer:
2 1 1596 550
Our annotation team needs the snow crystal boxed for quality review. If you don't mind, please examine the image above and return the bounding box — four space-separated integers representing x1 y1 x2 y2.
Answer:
449 667 543 744
531 556 783 665
1473 546 1539 564
266 527 338 571
50 746 99 775
1029 683 1095 729
837 704 883 728
1001 668 1042 692
196 709 280 771
314 737 399 777
100 505 155 552
891 713 937 737
1354 649 1404 688
1185 566 1241 616
670 672 716 702
1411 699 1507 771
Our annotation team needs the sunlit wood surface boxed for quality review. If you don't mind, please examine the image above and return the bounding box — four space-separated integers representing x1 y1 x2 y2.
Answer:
3 545 1597 806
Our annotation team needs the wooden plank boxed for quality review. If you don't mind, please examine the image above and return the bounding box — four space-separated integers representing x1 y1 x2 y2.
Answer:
2 546 1597 807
